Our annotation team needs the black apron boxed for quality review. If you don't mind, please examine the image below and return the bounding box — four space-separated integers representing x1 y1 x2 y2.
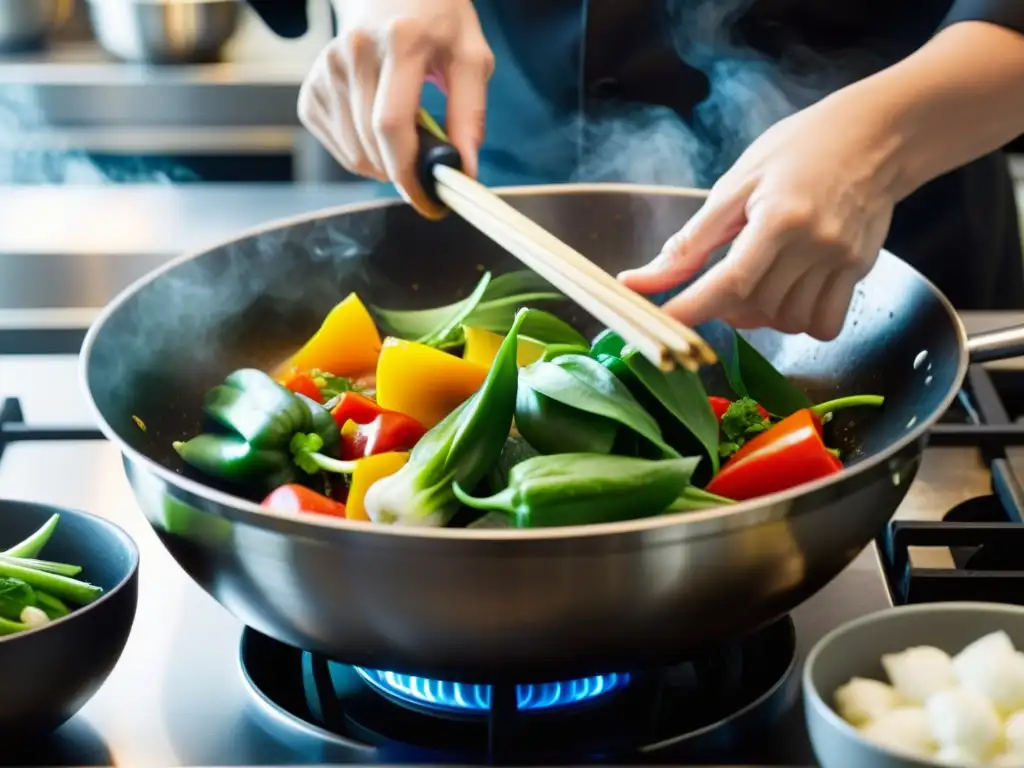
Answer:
256 0 1024 311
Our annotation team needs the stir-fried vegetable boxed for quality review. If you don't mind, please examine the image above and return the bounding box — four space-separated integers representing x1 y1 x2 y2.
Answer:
174 370 342 491
169 273 889 529
463 326 546 368
345 452 410 522
375 338 489 428
705 396 884 500
454 454 702 527
0 515 103 636
715 397 772 458
330 392 427 460
276 293 381 379
516 354 678 458
262 484 348 518
362 310 528 526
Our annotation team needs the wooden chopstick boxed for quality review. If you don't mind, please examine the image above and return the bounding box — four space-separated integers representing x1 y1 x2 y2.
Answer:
432 165 718 372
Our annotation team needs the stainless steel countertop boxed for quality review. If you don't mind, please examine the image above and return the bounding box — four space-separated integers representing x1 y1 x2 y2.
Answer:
0 312 1016 765
0 183 382 315
0 183 381 256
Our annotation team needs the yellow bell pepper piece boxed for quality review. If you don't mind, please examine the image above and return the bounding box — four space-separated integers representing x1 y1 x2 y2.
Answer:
276 293 382 379
347 451 410 522
463 326 545 368
376 338 488 428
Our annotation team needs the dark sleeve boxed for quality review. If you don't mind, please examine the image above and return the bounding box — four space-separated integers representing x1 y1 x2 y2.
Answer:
941 0 1024 34
247 0 310 39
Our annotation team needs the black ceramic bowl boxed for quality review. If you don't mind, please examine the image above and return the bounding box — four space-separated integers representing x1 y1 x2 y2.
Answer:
0 499 139 735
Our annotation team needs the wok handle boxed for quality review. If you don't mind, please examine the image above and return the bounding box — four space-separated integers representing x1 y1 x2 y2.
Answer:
967 324 1024 363
416 109 463 205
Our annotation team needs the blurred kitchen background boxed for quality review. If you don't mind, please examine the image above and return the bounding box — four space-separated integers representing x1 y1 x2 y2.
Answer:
0 0 1021 356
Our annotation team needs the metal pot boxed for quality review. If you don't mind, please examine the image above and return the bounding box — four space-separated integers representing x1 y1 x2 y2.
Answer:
86 0 240 64
78 184 1024 683
0 0 75 52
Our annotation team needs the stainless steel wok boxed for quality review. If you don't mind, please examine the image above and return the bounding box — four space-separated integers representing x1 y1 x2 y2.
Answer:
79 185 1024 683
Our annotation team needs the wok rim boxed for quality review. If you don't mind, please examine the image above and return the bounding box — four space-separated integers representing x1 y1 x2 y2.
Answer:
79 182 969 542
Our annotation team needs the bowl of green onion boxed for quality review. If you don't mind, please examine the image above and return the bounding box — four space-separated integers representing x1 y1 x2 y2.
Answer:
0 498 138 736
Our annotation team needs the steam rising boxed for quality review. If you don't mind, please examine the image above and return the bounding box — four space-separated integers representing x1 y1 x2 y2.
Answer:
0 84 198 183
568 0 883 263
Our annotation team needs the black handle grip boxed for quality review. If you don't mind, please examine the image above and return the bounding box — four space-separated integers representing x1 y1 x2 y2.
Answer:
416 119 463 205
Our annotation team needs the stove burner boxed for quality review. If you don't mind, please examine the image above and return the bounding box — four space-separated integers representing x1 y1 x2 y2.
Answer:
239 617 801 764
352 666 629 715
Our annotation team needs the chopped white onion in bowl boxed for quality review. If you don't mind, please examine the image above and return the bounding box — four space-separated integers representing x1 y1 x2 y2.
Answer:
835 631 1024 767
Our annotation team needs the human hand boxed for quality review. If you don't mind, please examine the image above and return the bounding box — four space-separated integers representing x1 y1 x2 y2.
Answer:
619 91 901 340
297 0 494 218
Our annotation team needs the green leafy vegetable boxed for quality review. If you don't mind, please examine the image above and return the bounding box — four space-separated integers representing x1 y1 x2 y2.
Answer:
623 349 721 473
515 384 619 455
372 270 566 349
0 577 34 621
718 397 771 458
714 330 812 417
517 354 678 458
419 271 492 347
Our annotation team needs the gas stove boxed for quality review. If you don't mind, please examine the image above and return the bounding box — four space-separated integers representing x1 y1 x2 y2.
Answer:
1 312 1023 767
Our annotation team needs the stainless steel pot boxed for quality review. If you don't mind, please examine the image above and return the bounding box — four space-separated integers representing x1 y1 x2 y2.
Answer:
86 0 240 64
0 0 74 51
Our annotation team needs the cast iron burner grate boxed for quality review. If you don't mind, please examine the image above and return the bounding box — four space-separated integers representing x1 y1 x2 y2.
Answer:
879 365 1024 605
239 617 800 765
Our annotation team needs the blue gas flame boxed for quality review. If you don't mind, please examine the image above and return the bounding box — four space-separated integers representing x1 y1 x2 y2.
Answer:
353 667 630 714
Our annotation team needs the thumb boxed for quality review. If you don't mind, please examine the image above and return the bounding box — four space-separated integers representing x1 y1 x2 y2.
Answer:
444 45 493 179
618 185 750 294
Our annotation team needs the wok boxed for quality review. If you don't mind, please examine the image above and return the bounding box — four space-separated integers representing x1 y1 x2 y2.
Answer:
80 184 1024 683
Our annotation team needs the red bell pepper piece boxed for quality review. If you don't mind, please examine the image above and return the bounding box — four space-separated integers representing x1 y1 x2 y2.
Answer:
262 483 347 518
709 395 768 421
330 392 428 460
705 395 884 501
280 369 324 403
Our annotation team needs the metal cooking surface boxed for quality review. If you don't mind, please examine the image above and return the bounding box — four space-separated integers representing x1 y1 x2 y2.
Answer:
0 285 1016 764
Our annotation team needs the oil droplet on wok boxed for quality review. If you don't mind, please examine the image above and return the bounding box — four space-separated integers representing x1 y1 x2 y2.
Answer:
925 375 933 385
906 416 918 429
913 350 929 370
892 472 901 486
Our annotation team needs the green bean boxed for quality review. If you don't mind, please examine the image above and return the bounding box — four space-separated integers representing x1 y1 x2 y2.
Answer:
3 514 59 559
0 560 102 606
34 592 69 619
0 615 27 635
0 556 82 577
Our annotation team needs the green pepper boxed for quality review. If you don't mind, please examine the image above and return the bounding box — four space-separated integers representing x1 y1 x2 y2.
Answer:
204 368 312 448
174 369 342 490
362 309 530 526
453 453 702 527
174 433 299 487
